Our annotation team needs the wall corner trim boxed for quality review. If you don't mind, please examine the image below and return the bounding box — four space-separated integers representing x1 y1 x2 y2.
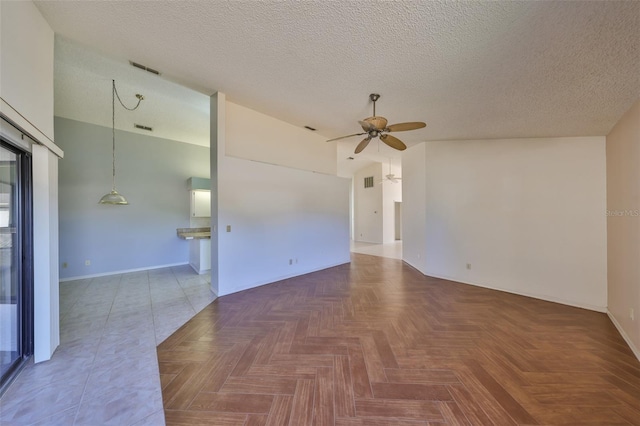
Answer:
607 310 640 362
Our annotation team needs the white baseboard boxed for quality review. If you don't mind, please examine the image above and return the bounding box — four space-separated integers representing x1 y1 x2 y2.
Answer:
189 262 211 275
607 310 640 362
217 260 350 297
403 262 640 359
59 262 189 282
408 267 607 313
401 258 426 275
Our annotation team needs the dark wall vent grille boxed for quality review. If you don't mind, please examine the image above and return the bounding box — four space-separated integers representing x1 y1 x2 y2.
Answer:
134 124 153 132
364 176 374 188
130 61 160 75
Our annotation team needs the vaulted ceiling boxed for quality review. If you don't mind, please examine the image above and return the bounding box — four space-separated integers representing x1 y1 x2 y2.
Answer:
38 1 639 172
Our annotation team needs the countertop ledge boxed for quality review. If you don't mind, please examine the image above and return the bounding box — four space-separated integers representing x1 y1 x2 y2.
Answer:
177 227 211 240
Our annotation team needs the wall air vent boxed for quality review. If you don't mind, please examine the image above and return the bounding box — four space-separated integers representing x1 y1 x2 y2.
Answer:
134 124 153 132
130 61 161 75
364 176 374 188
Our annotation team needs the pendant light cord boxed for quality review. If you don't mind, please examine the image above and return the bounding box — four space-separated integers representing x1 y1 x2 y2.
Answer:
111 79 143 190
111 80 116 190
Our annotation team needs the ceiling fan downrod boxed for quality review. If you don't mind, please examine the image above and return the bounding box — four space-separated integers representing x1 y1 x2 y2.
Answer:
370 93 380 116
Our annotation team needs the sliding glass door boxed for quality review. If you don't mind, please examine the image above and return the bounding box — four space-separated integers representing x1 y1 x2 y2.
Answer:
0 139 32 393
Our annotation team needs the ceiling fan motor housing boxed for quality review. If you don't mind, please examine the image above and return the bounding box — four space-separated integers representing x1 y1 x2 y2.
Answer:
364 116 388 131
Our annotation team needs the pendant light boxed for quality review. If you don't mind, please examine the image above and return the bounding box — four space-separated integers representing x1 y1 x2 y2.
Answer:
99 79 144 205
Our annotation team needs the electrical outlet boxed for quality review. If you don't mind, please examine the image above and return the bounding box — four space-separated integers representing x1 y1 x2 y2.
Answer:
466 263 471 270
631 308 635 321
289 259 293 265
226 225 231 232
85 260 91 266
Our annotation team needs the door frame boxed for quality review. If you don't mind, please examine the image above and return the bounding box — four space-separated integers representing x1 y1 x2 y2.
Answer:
0 120 34 396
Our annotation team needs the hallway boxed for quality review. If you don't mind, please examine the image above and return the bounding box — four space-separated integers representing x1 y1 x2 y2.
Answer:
350 240 402 260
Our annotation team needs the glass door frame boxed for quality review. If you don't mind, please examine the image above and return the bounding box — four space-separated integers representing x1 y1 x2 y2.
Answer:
0 122 34 396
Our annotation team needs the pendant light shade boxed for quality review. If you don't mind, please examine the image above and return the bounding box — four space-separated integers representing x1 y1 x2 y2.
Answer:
99 80 143 205
99 189 129 205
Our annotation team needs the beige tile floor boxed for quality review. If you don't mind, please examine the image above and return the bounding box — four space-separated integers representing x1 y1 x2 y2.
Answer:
0 265 215 426
350 240 403 260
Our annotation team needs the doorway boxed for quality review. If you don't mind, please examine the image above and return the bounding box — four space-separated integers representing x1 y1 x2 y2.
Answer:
394 201 402 240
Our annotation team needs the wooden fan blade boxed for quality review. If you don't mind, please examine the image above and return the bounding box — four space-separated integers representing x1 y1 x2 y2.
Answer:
326 132 366 142
358 120 376 132
354 137 372 154
386 122 426 132
380 134 407 151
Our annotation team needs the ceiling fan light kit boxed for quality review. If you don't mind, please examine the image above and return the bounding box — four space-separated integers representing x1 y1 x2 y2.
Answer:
327 93 426 154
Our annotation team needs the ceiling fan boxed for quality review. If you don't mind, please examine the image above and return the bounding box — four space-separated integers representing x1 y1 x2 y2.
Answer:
380 159 402 184
381 173 402 184
327 93 426 154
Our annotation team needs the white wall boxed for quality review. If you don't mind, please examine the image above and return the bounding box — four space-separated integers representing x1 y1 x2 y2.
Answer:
606 99 640 359
218 157 350 296
353 163 383 243
211 94 350 297
225 101 336 175
403 137 608 311
401 143 427 270
1 1 61 363
0 1 59 155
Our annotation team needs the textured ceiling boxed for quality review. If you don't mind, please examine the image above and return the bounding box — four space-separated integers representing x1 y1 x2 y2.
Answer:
38 0 639 173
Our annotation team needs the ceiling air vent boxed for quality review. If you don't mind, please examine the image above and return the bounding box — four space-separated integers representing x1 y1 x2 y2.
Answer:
134 124 153 132
130 61 161 76
304 125 316 131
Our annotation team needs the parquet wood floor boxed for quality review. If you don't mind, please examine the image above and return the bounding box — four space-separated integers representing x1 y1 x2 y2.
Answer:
158 254 640 425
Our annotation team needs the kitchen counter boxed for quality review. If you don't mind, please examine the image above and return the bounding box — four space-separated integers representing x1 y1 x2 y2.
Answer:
177 227 212 274
176 227 211 240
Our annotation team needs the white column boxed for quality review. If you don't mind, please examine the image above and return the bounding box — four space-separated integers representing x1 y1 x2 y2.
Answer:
210 92 226 296
33 144 60 362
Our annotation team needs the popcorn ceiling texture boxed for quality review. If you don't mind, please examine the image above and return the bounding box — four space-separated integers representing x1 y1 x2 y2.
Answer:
38 0 639 147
